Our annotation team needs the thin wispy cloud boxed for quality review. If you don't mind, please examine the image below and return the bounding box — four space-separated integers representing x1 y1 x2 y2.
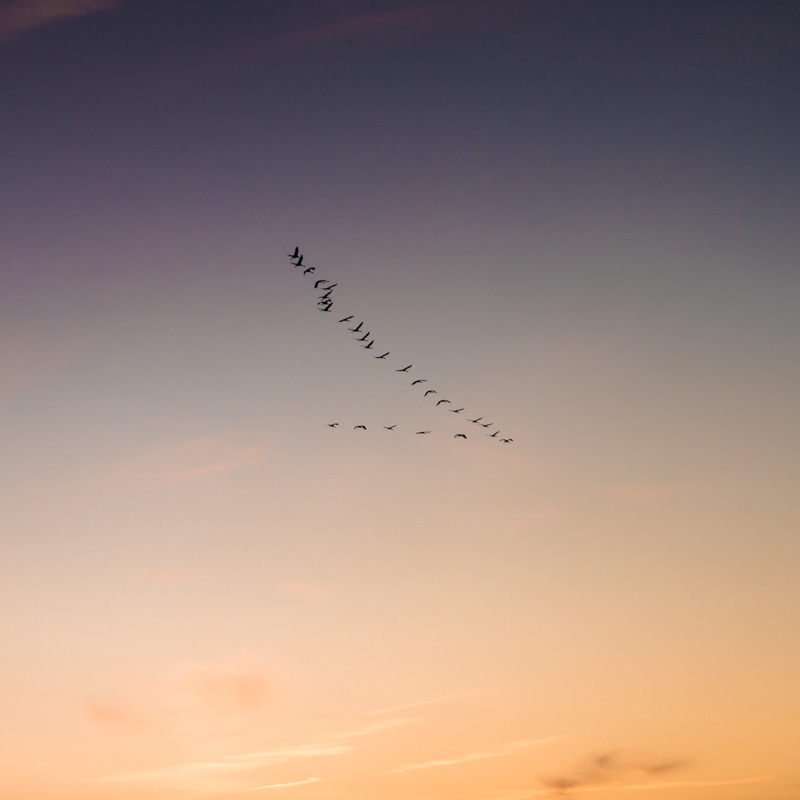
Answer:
392 736 560 773
136 0 514 94
245 776 320 791
526 775 770 796
98 743 348 784
0 0 125 40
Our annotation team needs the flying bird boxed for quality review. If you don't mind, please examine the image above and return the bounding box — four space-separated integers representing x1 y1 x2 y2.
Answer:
424 389 437 397
355 331 370 341
416 431 431 435
468 416 483 424
396 365 412 372
454 434 467 439
362 340 374 349
327 422 338 427
289 246 300 259
303 267 315 275
488 430 499 437
480 422 494 428
450 408 464 413
314 279 329 288
500 438 514 443
375 352 390 359
384 424 396 430
319 305 332 312
338 316 353 323
436 399 451 406
349 322 364 333
411 379 427 385
354 425 367 430
292 255 304 267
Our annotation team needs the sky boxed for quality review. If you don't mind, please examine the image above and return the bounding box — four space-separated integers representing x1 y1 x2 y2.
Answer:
1 0 799 798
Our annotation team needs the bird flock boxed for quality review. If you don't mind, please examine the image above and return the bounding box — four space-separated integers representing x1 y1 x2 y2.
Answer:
288 246 514 443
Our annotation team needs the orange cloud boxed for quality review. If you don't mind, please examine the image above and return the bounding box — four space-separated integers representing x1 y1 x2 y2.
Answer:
0 0 125 39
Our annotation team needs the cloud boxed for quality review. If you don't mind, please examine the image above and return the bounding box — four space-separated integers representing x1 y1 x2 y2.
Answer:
141 567 187 584
103 431 266 487
537 752 690 795
86 653 272 733
135 0 512 94
392 736 560 774
245 776 320 791
0 0 125 39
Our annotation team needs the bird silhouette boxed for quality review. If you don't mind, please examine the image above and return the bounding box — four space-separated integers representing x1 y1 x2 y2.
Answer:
314 279 329 289
500 438 514 443
292 255 304 267
303 267 315 275
289 247 300 259
411 379 427 385
416 431 431 435
375 352 390 359
349 322 364 333
481 422 494 428
396 365 412 372
488 430 499 437
450 407 464 413
424 389 437 397
436 399 451 406
319 305 332 312
454 433 467 439
327 422 338 427
362 340 374 349
384 424 396 430
355 331 370 341
468 416 483 423
354 425 367 430
338 316 353 323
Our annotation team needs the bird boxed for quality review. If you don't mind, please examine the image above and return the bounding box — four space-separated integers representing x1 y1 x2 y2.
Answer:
411 379 427 385
355 331 370 341
450 407 464 413
454 434 467 439
318 289 333 298
488 430 499 437
314 279 329 288
354 425 366 430
324 283 337 290
384 424 396 430
500 438 513 443
467 416 483 424
338 315 353 323
327 422 338 427
396 365 412 372
436 399 451 406
304 267 315 275
424 389 437 397
289 246 300 259
375 352 390 359
319 305 332 312
480 422 494 428
292 255 304 267
349 322 364 333
362 340 374 349
416 431 431 435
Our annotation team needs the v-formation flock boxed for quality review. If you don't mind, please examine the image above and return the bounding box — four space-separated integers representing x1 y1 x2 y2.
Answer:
288 246 513 443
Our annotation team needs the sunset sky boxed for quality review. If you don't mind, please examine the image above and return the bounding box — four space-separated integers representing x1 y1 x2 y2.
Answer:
2 1 799 798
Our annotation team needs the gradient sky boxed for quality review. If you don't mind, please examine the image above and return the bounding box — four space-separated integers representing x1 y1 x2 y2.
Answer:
2 1 799 798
